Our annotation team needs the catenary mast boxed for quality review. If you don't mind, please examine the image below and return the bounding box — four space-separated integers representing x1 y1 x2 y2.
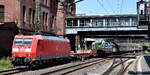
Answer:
35 0 41 34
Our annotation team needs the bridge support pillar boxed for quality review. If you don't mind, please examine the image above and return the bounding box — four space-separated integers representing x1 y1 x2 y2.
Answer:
75 35 81 51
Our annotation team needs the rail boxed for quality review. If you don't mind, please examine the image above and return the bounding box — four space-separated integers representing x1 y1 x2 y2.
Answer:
41 58 111 75
0 67 27 75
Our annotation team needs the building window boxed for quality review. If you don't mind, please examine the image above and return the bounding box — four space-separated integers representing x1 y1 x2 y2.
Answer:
0 5 4 22
67 19 73 26
73 19 78 26
50 0 53 11
97 19 103 27
45 13 48 26
22 6 26 23
32 10 35 24
84 19 90 27
45 0 48 6
106 18 111 27
110 18 117 26
29 8 32 24
131 18 138 26
42 12 45 25
80 19 85 26
92 19 98 27
42 0 44 5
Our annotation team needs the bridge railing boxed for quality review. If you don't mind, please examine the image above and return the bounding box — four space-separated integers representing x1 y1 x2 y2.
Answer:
66 22 138 28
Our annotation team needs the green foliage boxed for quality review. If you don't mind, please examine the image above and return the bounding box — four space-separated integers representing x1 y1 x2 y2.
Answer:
0 58 13 70
92 42 103 50
143 50 150 55
126 43 150 47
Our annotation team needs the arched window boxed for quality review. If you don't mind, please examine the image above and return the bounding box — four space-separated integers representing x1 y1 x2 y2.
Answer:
0 5 4 22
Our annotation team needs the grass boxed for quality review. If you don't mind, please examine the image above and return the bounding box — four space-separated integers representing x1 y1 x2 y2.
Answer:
125 43 150 47
0 58 13 70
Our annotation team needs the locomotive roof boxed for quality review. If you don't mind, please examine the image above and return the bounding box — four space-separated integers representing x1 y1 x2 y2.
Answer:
15 35 69 42
41 36 68 42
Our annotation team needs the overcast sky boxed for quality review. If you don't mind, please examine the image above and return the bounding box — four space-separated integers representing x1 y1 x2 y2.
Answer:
76 0 140 15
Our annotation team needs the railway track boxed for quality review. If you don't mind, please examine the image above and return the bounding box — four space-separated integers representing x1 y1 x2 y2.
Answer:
16 58 111 75
102 52 140 75
102 58 134 75
0 58 110 75
40 58 110 75
0 52 140 75
0 67 28 75
117 60 133 75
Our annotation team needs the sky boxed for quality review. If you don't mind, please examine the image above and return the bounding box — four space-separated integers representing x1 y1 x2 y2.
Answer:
76 0 140 15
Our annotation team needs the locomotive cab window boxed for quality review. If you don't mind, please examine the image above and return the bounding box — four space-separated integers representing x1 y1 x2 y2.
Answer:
14 38 33 46
24 38 33 45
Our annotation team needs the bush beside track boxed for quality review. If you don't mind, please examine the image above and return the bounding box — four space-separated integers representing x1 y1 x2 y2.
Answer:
123 43 150 47
143 50 150 55
0 58 13 70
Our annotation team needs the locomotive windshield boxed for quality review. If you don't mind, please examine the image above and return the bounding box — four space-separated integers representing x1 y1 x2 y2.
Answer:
14 38 33 46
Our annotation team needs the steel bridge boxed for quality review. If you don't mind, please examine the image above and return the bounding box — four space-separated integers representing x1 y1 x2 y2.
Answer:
65 14 149 51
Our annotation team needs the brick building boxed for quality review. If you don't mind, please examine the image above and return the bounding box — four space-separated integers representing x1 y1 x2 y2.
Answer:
0 0 75 56
0 0 75 36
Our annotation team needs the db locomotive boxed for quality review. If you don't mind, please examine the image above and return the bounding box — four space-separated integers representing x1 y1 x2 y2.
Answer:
10 35 71 66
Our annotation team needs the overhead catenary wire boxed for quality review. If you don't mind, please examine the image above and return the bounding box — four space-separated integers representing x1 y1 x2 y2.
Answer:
77 0 139 15
120 0 124 14
107 0 116 14
77 2 107 15
76 0 107 15
117 0 120 13
97 0 109 14
77 7 102 15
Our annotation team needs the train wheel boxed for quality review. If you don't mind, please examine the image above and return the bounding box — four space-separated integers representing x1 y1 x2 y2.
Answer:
81 57 85 61
12 61 17 67
29 61 39 69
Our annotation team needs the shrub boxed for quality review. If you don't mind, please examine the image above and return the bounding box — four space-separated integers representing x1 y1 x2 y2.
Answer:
143 50 150 55
0 58 13 70
92 42 103 50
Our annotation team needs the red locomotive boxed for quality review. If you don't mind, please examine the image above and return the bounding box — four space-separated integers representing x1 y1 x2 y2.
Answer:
10 35 71 66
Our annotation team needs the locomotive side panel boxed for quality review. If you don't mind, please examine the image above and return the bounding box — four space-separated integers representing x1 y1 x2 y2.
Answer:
36 39 70 59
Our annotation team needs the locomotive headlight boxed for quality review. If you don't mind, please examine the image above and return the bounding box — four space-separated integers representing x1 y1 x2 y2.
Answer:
12 54 15 57
26 54 31 56
25 48 31 52
12 48 19 52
